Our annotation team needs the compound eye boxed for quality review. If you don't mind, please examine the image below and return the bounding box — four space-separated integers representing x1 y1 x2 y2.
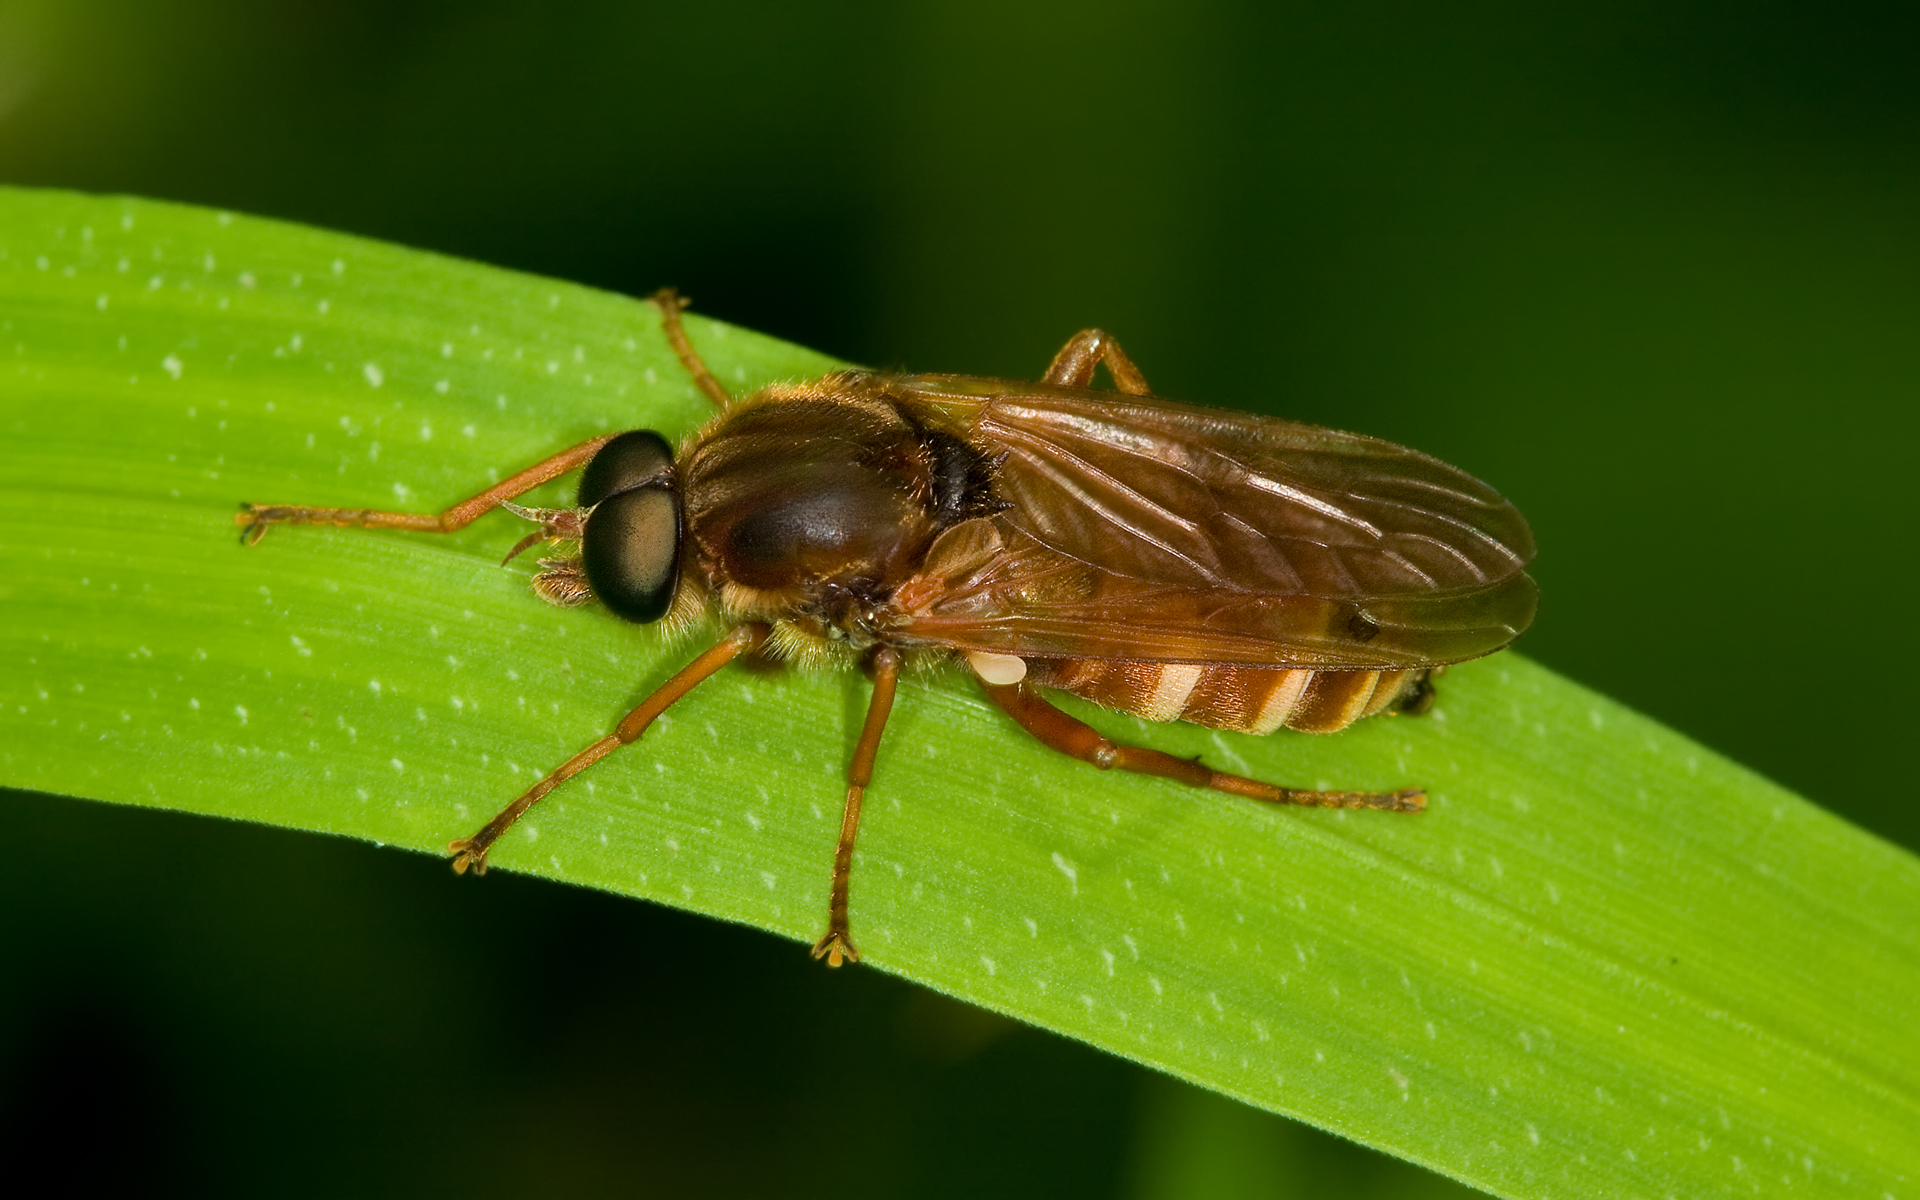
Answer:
581 484 683 623
578 430 674 508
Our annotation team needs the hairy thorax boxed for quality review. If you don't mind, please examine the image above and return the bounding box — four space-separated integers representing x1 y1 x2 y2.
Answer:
679 377 1003 659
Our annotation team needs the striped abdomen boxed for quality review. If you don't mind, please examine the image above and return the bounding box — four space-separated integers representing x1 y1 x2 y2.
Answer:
1024 658 1424 735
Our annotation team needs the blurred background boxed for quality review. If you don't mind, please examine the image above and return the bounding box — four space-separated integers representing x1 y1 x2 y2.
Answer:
2 1 1914 1195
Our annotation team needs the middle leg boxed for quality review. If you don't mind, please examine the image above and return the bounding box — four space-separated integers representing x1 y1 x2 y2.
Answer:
811 646 903 967
1043 329 1153 394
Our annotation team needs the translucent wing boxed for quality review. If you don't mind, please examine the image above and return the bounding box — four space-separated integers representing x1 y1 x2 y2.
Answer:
888 375 1537 669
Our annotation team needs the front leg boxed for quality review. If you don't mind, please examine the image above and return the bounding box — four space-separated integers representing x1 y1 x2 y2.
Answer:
236 435 614 545
449 624 770 874
649 288 733 410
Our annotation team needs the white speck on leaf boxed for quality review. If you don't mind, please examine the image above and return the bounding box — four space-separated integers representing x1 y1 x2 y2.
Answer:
1051 851 1078 895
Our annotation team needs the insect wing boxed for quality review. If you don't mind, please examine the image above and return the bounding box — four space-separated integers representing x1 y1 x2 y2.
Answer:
890 377 1537 669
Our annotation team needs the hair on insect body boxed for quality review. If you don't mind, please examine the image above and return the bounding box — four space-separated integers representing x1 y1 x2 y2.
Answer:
238 291 1536 967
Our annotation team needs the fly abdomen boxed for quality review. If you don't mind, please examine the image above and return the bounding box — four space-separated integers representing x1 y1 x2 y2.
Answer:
1026 659 1420 735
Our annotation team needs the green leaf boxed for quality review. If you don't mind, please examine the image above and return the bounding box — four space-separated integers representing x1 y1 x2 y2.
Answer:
3 188 1915 1199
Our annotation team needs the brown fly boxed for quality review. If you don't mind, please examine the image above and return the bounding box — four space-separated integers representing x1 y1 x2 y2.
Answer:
237 292 1537 965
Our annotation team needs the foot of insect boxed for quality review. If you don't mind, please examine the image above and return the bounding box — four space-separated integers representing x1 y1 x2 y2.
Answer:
235 503 372 545
811 926 860 968
235 505 275 545
447 835 493 876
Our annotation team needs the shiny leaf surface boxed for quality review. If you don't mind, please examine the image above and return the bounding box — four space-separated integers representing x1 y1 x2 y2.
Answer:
2 189 1915 1200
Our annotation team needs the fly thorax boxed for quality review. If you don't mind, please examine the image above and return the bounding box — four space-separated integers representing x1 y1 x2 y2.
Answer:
684 394 944 608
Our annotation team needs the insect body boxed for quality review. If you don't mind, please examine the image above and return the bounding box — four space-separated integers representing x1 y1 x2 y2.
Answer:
239 292 1536 966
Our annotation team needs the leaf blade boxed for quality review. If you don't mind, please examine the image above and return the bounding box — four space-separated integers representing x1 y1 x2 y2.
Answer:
3 188 1915 1199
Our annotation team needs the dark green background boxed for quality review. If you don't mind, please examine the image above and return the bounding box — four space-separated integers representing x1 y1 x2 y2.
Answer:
2 2 1914 1196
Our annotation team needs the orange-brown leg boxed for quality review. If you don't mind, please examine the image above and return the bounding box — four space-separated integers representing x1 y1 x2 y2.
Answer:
979 680 1424 812
1043 329 1153 395
811 646 902 967
649 287 731 410
235 435 616 545
449 623 771 874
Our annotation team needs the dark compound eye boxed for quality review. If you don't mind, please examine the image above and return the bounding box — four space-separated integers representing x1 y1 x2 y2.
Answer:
579 430 675 508
582 484 683 623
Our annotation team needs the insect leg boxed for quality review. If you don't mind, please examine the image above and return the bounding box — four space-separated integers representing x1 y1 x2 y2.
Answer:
1042 329 1153 395
812 646 902 968
979 680 1425 813
448 622 771 874
649 287 732 410
235 435 616 545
